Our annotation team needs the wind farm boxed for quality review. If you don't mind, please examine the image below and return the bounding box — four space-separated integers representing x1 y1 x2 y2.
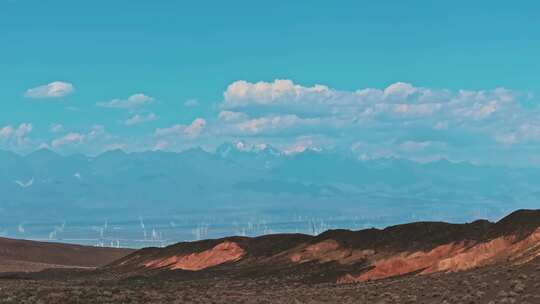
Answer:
2 1 540 303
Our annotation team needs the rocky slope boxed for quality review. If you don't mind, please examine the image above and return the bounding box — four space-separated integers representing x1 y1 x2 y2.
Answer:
107 209 540 283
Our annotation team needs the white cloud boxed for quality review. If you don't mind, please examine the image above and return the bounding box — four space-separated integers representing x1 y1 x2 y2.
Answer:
51 132 84 148
24 81 74 99
383 82 418 102
219 79 529 135
87 125 106 139
155 118 207 139
210 79 540 163
4 124 31 139
50 125 110 152
6 78 540 166
155 125 184 137
0 123 33 142
49 123 65 133
15 123 33 138
153 140 169 151
495 123 540 145
184 99 200 107
221 79 520 122
125 113 158 126
0 125 14 139
0 123 34 151
233 115 321 135
218 110 249 122
223 79 331 110
399 141 434 152
184 118 206 137
97 93 154 109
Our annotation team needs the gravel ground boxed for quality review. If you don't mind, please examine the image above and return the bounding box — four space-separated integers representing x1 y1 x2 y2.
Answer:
1 257 540 304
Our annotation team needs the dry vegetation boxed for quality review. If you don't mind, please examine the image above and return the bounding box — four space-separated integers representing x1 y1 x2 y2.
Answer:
1 257 539 304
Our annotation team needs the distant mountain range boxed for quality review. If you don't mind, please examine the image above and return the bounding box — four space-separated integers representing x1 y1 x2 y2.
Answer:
2 143 540 227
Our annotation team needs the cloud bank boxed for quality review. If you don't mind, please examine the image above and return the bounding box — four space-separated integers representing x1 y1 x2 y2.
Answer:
212 79 537 163
7 79 540 166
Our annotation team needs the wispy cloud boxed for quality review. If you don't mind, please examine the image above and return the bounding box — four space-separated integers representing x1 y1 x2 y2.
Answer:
184 118 206 138
50 125 109 152
51 132 84 148
97 93 154 109
49 123 65 133
0 125 14 139
125 113 158 126
24 81 74 99
155 118 207 139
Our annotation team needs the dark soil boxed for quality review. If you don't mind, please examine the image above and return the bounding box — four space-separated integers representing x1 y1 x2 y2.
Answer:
1 257 539 304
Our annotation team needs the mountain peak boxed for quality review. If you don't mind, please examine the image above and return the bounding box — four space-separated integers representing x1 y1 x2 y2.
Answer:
26 148 61 161
97 149 127 157
216 141 282 158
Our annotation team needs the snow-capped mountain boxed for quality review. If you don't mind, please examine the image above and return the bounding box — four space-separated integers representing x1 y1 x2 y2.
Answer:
1 145 539 226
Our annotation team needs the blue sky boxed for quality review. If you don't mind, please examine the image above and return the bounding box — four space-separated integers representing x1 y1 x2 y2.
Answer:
1 0 540 165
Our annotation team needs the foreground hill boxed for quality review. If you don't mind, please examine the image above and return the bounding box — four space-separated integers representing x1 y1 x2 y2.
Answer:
2 209 540 303
0 237 133 272
108 209 540 283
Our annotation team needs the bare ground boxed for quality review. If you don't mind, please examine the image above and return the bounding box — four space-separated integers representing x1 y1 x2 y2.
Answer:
1 257 539 304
